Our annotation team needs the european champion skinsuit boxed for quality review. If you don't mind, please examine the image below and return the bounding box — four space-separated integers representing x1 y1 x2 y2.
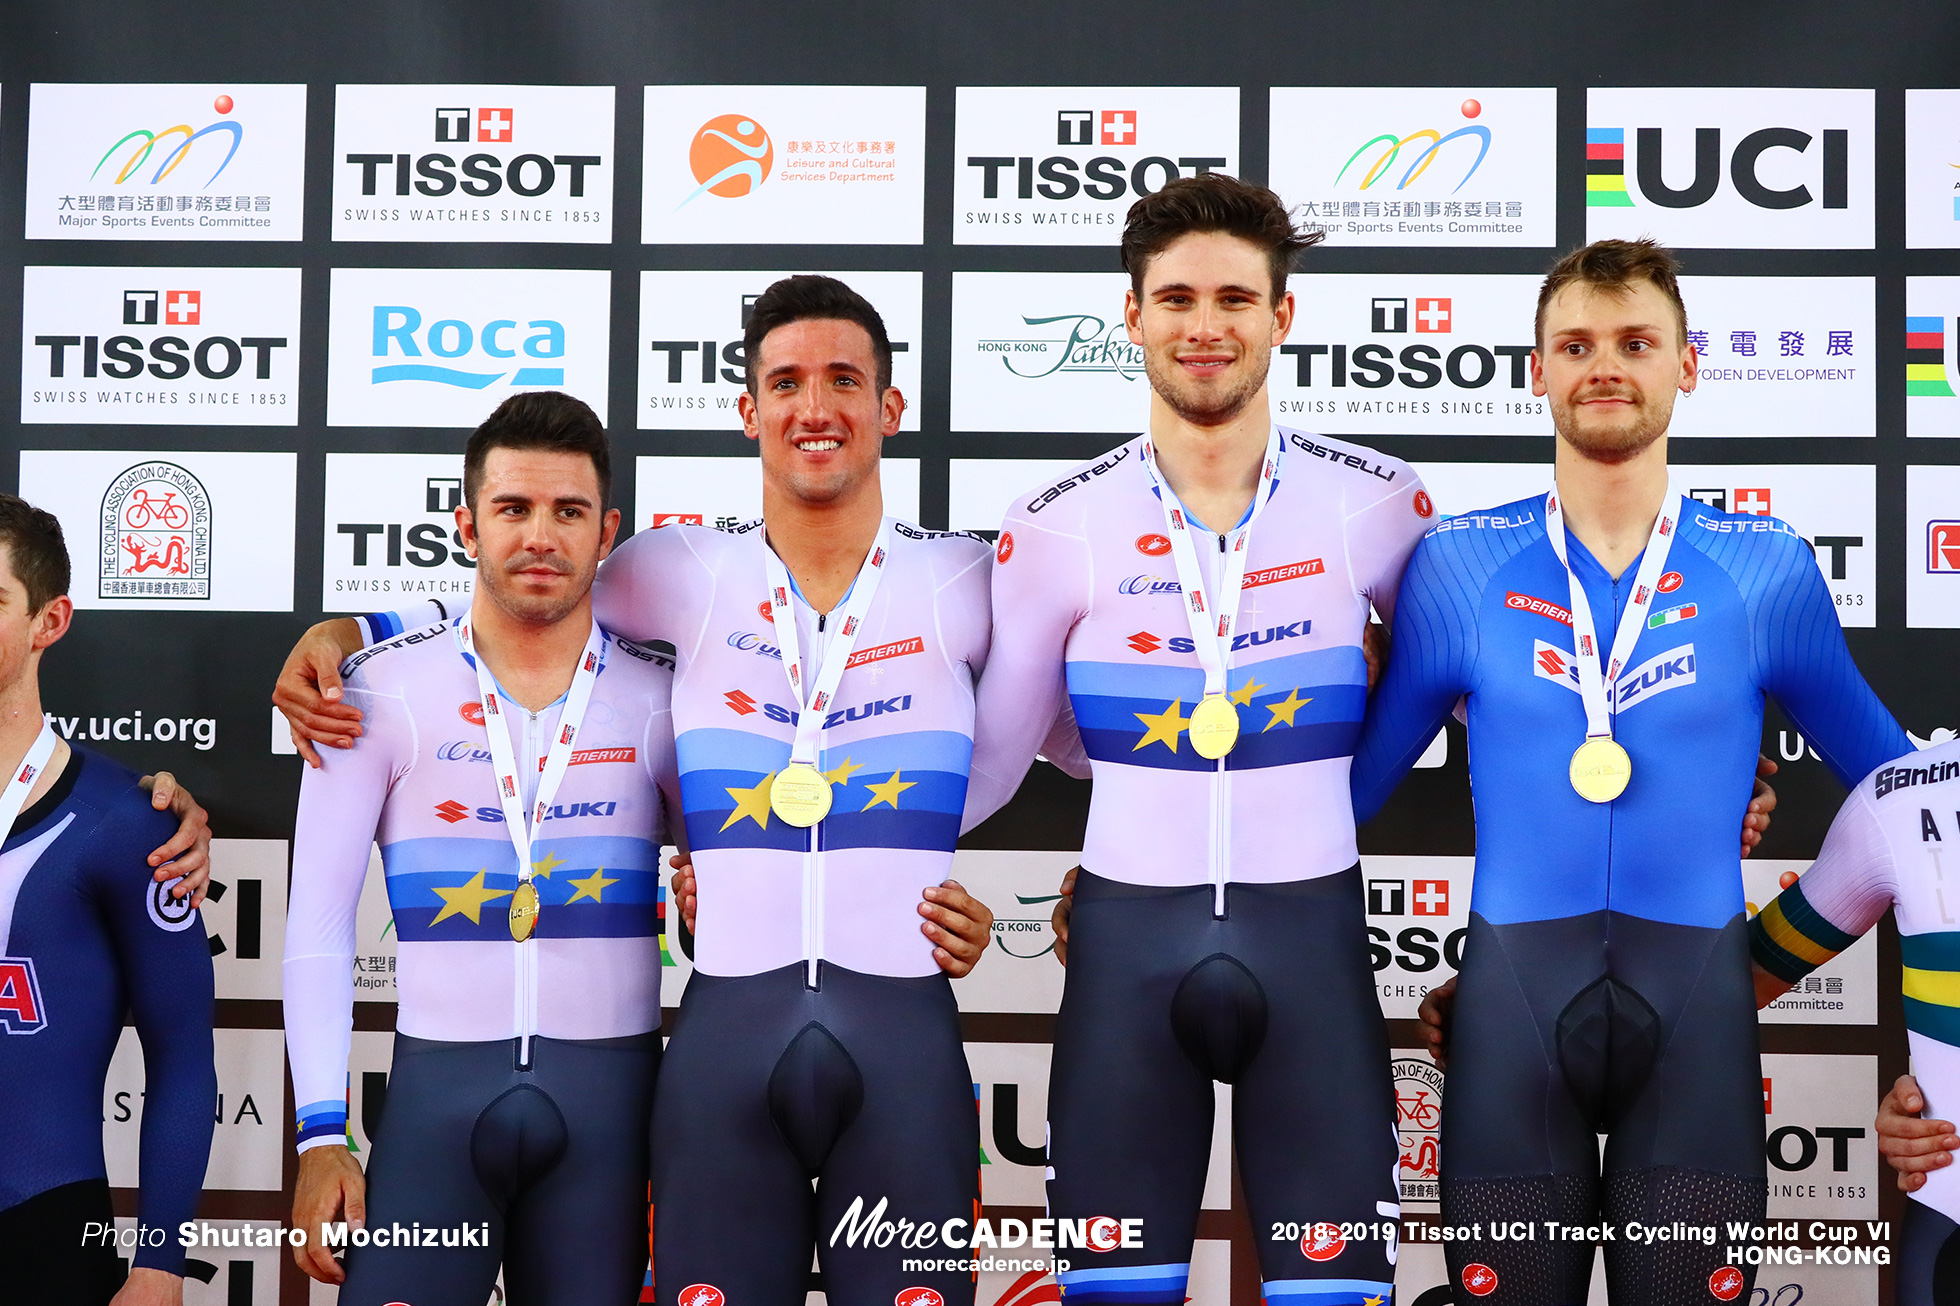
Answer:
366 516 1017 1305
284 618 673 1306
967 427 1430 1306
1751 740 1959 1306
0 745 215 1305
1350 490 1908 1306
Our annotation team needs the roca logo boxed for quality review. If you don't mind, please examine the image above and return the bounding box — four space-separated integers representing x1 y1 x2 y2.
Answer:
370 306 566 390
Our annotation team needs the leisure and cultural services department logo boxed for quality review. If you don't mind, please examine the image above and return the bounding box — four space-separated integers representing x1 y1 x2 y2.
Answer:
683 114 773 204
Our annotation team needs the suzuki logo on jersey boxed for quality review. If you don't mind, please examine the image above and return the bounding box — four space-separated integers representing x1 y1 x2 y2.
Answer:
724 689 759 716
1533 640 1580 692
1128 622 1312 654
1128 630 1164 654
0 959 48 1034
762 694 915 729
475 800 618 822
435 799 470 823
1615 644 1698 709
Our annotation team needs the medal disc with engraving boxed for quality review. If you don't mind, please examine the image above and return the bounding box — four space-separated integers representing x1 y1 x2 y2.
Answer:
509 880 542 942
771 762 833 827
1568 736 1632 803
1189 693 1241 760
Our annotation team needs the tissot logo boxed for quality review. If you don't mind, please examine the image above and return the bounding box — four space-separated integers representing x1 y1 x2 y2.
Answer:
21 266 301 426
328 267 609 427
639 271 923 431
322 453 477 607
1585 89 1874 249
955 87 1237 246
333 85 614 243
1369 297 1453 334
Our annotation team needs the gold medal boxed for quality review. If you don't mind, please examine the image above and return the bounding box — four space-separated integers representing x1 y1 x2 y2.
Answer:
1569 736 1632 803
1188 692 1241 760
770 762 833 828
509 880 541 942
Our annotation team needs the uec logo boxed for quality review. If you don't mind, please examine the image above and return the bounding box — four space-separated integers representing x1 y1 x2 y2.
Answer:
683 114 772 206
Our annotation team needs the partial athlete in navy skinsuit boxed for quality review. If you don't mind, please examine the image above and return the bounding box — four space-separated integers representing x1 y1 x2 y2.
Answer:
1352 491 1906 1305
0 745 216 1302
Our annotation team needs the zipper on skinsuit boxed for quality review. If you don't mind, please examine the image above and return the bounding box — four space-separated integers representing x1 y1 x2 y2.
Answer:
515 706 542 1069
802 611 828 990
1211 532 1231 919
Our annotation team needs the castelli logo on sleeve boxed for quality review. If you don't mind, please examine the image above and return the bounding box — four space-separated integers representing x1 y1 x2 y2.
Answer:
679 1286 725 1306
1709 1267 1745 1301
1136 533 1172 556
1084 1216 1123 1252
996 531 1015 564
1462 1263 1499 1296
459 701 484 726
896 1290 945 1306
1658 570 1684 593
1414 489 1435 518
1301 1223 1346 1261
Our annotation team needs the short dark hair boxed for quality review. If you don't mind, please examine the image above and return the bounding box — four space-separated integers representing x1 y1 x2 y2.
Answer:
0 494 70 613
1535 238 1688 348
1121 173 1323 305
742 274 894 395
463 391 611 511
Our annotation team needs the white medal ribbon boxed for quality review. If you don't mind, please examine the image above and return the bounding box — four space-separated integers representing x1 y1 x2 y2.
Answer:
0 722 60 843
1542 483 1683 742
1137 428 1284 701
763 517 897 771
458 615 608 894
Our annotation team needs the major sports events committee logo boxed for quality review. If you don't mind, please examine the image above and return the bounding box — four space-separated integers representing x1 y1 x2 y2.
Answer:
1269 87 1555 248
26 83 307 241
1584 88 1873 249
326 267 610 428
100 461 211 600
332 85 613 243
954 86 1236 246
643 86 924 245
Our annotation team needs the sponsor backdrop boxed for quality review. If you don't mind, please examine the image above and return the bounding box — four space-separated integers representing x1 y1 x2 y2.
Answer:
1 3 1955 1304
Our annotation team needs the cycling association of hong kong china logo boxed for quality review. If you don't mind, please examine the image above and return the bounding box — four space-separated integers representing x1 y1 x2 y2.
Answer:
100 461 212 600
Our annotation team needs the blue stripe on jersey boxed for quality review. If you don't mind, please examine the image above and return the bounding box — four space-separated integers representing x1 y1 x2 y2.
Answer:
1262 1279 1395 1305
380 834 660 878
682 772 966 852
1905 996 1960 1047
1903 934 1960 972
381 836 661 942
296 1098 347 1146
1070 660 1365 771
676 726 975 781
1064 644 1364 701
1056 1262 1190 1303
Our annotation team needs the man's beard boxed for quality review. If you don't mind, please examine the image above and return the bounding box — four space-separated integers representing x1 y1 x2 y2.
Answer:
481 553 589 626
1551 388 1674 464
1144 345 1270 427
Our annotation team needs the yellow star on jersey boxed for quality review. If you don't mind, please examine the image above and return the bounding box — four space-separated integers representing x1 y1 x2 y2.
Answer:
530 850 568 880
1227 677 1267 707
862 769 917 811
1132 698 1189 753
1263 687 1312 731
721 771 777 831
1362 1296 1386 1306
429 869 513 926
565 867 619 904
824 756 866 787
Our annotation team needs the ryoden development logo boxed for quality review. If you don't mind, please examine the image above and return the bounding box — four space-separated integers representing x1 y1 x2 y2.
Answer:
100 461 211 600
683 114 773 205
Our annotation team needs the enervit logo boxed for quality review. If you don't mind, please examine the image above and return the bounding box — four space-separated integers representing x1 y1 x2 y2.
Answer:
328 268 609 427
638 271 922 431
0 959 48 1034
26 83 307 240
683 114 772 203
644 86 923 245
322 454 477 608
20 266 301 426
101 462 211 600
1271 87 1555 248
1505 591 1573 626
1585 89 1873 249
1241 558 1325 588
954 87 1235 245
333 85 613 243
435 800 470 824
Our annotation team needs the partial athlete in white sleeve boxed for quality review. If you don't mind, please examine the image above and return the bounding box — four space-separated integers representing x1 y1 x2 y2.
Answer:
283 394 674 1306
